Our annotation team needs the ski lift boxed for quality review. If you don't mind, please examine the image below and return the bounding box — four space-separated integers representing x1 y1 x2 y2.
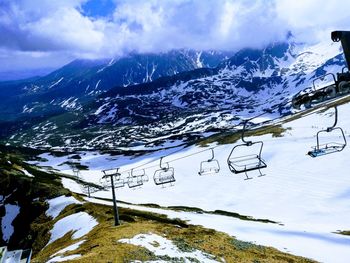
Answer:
102 168 125 189
198 148 220 176
227 120 267 180
140 169 149 183
308 107 347 157
127 169 144 189
72 167 81 178
153 157 175 186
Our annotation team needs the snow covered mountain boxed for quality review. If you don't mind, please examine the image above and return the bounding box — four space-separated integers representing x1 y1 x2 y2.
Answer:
0 50 231 121
1 38 345 150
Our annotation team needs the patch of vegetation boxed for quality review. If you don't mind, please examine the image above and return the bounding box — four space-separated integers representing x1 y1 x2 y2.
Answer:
122 208 189 228
32 201 316 263
198 125 287 146
0 146 71 251
213 210 279 224
172 237 195 252
58 161 89 170
335 230 350 236
167 206 204 213
231 239 264 251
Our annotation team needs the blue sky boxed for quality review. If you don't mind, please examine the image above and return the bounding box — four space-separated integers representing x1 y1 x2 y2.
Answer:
81 0 116 19
0 0 350 74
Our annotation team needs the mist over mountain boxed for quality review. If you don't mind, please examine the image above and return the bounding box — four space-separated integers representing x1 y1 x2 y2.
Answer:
0 36 344 150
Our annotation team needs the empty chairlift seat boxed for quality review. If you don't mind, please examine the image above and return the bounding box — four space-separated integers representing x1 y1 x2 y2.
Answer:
227 121 267 180
101 168 126 189
198 148 220 176
153 157 176 186
127 169 147 189
308 107 347 157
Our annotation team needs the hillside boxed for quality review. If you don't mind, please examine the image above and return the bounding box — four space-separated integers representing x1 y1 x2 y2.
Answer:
0 145 314 262
3 39 344 150
27 94 350 263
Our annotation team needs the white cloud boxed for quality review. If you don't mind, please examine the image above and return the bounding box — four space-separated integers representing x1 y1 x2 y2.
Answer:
1 0 350 71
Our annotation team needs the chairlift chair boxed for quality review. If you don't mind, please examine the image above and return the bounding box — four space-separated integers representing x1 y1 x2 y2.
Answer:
308 107 347 157
72 167 81 178
227 121 267 180
127 169 144 189
153 157 176 187
113 177 126 188
136 168 149 183
198 148 220 176
102 168 125 189
100 176 111 188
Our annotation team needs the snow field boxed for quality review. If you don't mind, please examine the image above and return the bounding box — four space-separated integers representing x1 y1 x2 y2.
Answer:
38 102 350 262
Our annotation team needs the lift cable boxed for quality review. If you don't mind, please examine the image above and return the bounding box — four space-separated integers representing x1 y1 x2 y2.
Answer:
114 93 350 175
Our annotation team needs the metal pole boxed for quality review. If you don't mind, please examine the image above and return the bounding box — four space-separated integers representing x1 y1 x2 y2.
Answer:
109 174 120 226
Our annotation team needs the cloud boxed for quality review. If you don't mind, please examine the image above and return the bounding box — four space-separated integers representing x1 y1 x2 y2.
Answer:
1 0 350 71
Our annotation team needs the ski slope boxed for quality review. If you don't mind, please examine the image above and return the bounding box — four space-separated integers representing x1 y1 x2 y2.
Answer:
34 101 350 262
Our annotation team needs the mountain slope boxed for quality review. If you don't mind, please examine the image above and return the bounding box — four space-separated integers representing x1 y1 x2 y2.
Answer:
0 50 231 122
32 94 350 263
4 39 344 150
0 145 313 263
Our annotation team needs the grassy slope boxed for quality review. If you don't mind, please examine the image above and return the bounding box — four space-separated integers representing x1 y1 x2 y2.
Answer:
0 145 317 262
33 202 316 263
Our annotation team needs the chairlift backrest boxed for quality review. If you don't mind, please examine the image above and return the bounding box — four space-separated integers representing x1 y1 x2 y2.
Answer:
102 169 121 180
198 148 220 176
127 169 144 188
153 157 175 186
154 167 176 185
227 142 266 174
308 107 347 157
101 168 125 188
227 120 267 179
131 168 149 183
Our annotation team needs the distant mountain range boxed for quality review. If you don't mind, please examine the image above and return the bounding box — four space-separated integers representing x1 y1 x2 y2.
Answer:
0 41 345 150
0 68 56 82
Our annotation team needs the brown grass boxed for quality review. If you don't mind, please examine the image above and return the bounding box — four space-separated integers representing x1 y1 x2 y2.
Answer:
32 202 316 263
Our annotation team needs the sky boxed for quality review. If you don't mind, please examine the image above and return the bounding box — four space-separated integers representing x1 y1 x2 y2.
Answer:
1 0 350 74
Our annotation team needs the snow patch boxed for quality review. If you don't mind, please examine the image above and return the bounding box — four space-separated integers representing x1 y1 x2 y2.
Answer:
46 195 82 219
47 254 81 262
1 204 20 242
48 212 97 245
119 233 218 262
49 77 64 89
51 240 85 257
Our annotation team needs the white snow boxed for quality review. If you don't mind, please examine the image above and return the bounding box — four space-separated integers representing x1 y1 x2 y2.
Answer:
1 204 20 243
45 101 350 262
21 168 34 177
48 212 97 245
48 77 64 89
46 195 82 219
196 51 203 68
47 254 81 263
95 79 101 89
119 233 218 262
